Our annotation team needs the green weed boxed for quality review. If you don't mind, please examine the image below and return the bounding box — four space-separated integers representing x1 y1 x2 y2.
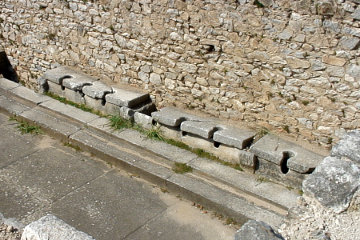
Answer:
9 117 42 135
172 162 193 174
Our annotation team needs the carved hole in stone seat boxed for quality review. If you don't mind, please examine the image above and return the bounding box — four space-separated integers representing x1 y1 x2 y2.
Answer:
59 75 72 91
280 151 293 174
181 131 188 137
213 141 220 148
152 119 157 126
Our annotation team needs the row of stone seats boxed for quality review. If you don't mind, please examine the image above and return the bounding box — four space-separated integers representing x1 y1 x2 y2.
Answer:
41 66 156 118
40 66 324 188
152 107 325 188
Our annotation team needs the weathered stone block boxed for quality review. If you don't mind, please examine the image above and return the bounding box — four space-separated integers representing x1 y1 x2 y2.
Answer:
0 77 19 90
181 133 241 165
82 81 113 99
234 220 284 240
119 106 135 121
213 128 256 149
256 157 305 189
47 81 65 97
180 120 218 139
62 73 97 91
84 95 106 113
331 130 360 164
43 66 78 84
105 87 149 108
132 101 157 115
134 112 154 129
339 36 360 50
239 150 256 168
151 107 201 127
302 156 360 213
63 88 85 105
21 214 95 240
104 102 120 115
250 134 324 173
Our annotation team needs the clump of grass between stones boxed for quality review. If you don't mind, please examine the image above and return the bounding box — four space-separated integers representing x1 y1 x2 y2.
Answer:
9 117 42 135
108 115 133 130
172 162 193 174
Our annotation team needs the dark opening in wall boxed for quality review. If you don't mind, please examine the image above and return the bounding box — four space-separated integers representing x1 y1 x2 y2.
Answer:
0 49 19 83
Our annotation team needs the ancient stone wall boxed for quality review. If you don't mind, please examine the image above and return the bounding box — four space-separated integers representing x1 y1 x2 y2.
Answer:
1 0 360 147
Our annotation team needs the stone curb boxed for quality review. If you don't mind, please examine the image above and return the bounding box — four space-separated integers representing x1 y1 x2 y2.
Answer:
0 77 293 228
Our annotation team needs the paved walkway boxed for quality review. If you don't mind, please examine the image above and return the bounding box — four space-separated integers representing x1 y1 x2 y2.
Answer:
0 112 236 240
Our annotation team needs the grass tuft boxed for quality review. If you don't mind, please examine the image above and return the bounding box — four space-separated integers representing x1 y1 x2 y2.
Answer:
108 115 133 130
172 162 193 174
9 117 42 135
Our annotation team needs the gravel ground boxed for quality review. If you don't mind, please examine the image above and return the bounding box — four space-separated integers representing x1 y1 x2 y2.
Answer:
279 192 360 240
0 224 21 240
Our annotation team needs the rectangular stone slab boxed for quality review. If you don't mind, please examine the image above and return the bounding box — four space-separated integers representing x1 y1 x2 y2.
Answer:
105 87 149 108
250 134 324 173
43 66 79 84
180 120 218 139
82 81 113 99
0 77 19 90
10 86 52 105
213 128 256 149
62 73 97 91
151 107 202 127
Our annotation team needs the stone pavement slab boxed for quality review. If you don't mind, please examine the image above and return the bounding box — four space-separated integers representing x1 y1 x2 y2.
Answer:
19 107 81 140
0 114 37 168
0 111 236 240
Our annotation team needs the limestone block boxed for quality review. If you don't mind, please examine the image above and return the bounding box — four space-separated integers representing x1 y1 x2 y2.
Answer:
239 151 256 168
134 112 154 129
64 88 85 105
339 36 360 50
234 220 284 240
105 87 149 108
322 55 346 66
303 156 360 213
132 101 157 115
256 157 305 189
119 106 134 121
43 66 78 84
151 107 201 127
180 120 218 139
331 130 360 164
21 214 95 240
47 81 64 97
105 102 120 115
250 134 324 173
181 134 241 164
213 128 256 149
62 73 97 91
84 95 106 113
82 81 113 99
